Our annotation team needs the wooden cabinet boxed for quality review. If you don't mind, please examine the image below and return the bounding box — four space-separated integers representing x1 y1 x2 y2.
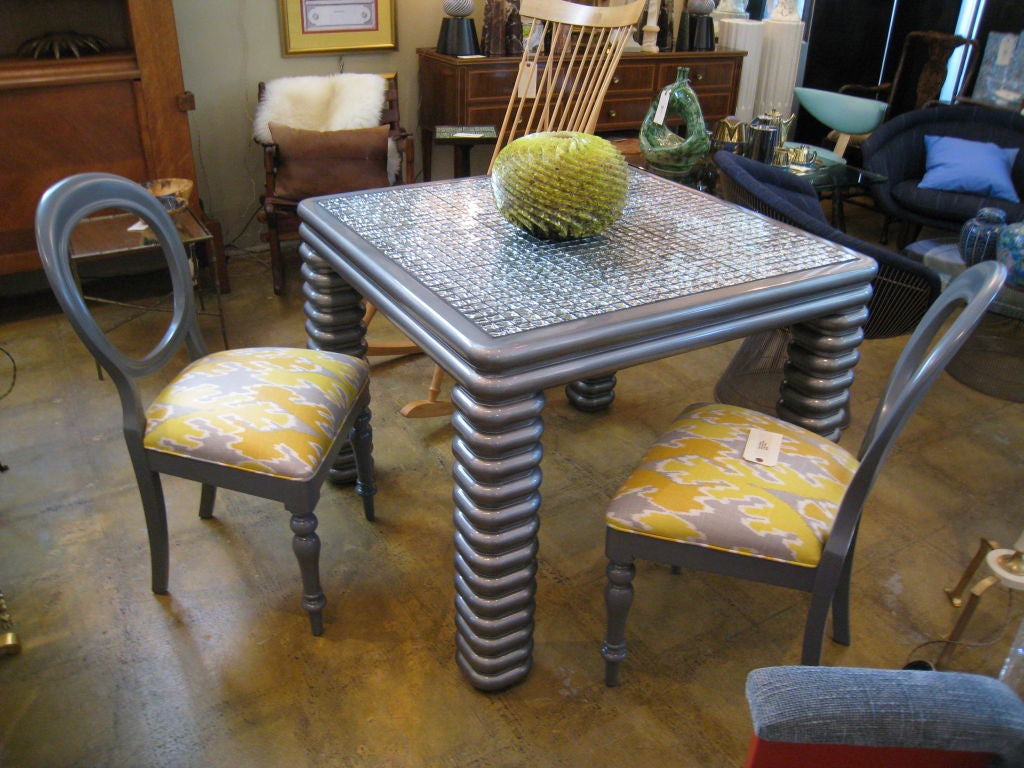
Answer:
0 0 199 278
418 47 746 179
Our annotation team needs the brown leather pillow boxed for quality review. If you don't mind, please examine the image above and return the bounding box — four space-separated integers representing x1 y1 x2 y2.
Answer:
269 122 391 200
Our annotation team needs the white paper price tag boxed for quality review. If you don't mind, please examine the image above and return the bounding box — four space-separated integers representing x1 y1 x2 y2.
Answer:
654 90 670 126
518 61 538 99
743 429 782 466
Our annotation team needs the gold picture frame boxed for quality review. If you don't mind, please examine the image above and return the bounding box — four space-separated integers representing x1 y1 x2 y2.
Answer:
279 0 397 56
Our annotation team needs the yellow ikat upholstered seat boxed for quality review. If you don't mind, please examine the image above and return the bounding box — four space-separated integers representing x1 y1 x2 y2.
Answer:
606 403 859 568
145 347 368 482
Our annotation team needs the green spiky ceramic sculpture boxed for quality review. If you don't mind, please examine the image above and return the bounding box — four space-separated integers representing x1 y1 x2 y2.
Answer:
491 131 629 240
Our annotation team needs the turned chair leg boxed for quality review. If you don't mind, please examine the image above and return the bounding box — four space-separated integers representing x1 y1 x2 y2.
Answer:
400 364 455 418
602 558 636 686
351 407 377 522
362 303 422 357
289 505 325 636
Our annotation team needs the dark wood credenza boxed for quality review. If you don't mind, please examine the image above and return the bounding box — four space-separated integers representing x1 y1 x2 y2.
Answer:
0 0 226 289
417 46 746 180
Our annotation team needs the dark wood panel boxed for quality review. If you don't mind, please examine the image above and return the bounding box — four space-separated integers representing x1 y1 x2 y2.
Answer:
608 62 658 92
600 96 658 128
0 53 139 90
0 80 147 269
668 60 739 89
127 0 196 194
418 57 461 127
466 66 527 100
0 0 200 279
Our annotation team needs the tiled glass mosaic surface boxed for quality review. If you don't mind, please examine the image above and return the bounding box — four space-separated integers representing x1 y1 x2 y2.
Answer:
317 171 858 338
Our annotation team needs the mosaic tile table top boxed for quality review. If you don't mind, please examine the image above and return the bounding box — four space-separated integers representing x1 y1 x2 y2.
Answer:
314 170 862 339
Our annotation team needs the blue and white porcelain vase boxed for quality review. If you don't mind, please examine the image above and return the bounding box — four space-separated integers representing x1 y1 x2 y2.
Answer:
960 207 1007 266
997 221 1024 290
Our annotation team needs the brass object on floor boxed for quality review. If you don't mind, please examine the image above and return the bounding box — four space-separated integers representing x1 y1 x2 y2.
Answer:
939 537 1024 670
0 589 21 655
945 537 998 607
939 575 1001 669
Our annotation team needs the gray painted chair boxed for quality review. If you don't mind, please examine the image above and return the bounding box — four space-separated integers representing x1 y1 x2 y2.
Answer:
600 261 1005 685
35 172 376 635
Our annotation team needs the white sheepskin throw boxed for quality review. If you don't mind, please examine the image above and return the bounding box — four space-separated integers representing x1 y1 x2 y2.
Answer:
253 73 400 181
253 73 386 142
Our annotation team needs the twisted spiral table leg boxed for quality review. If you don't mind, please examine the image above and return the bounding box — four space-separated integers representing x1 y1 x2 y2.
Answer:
566 374 617 412
300 243 369 484
778 305 868 441
450 384 546 690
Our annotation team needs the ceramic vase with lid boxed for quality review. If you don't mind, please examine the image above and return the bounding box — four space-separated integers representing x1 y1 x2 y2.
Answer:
960 207 1007 266
683 0 716 51
998 221 1024 290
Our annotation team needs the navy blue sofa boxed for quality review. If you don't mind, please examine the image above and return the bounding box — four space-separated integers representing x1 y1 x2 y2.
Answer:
862 104 1024 246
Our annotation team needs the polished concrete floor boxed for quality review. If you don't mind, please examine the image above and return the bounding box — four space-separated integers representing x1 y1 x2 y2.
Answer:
2 205 1023 767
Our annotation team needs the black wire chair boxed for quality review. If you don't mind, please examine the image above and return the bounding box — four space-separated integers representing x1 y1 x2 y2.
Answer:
713 151 942 416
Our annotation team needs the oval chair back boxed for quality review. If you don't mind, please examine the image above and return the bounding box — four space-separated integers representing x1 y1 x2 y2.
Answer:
35 172 205 411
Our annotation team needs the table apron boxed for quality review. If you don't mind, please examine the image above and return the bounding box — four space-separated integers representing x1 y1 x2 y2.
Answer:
300 230 873 402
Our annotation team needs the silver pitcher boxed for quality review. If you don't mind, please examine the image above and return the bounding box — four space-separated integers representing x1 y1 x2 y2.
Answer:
747 122 780 164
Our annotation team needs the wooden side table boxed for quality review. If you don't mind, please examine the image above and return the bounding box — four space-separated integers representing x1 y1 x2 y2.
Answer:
433 125 498 178
70 207 229 349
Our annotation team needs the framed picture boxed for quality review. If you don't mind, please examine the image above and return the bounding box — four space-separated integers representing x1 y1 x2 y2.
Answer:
972 32 1024 110
279 0 397 56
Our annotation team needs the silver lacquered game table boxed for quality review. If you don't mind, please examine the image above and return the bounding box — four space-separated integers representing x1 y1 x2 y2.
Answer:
298 169 877 691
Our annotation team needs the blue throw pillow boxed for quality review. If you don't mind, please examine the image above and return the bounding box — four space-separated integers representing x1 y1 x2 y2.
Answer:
919 135 1020 203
